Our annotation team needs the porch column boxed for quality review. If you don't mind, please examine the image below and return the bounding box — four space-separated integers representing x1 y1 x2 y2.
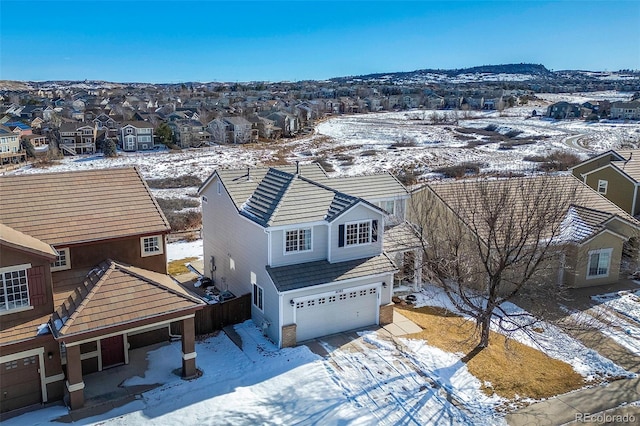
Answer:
413 249 423 291
181 316 197 379
65 344 84 410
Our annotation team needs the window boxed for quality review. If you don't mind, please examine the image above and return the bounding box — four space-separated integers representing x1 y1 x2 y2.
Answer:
0 265 30 312
347 221 370 245
587 248 612 278
202 196 208 203
252 283 264 311
338 220 378 247
597 180 608 195
285 228 311 253
141 235 163 257
51 248 71 272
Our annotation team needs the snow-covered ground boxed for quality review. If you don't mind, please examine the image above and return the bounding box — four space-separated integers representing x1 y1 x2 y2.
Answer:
166 239 203 262
10 92 640 190
4 321 505 426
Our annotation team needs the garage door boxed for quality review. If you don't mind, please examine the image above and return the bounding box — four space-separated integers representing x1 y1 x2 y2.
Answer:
1 355 41 413
295 285 379 342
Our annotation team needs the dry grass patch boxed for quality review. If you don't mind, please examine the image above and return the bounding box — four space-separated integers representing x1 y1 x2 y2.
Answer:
396 306 585 400
168 257 199 276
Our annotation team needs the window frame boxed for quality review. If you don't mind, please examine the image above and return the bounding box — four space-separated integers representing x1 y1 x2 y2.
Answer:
0 264 32 313
140 235 164 257
597 179 608 195
252 283 264 312
284 228 312 254
51 247 71 272
345 220 372 247
586 248 613 279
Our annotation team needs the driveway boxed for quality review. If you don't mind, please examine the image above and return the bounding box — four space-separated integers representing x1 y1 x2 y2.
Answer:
305 313 504 425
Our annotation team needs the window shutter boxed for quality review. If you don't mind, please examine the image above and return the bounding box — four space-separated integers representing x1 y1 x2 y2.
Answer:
372 220 378 242
338 224 345 247
28 266 47 307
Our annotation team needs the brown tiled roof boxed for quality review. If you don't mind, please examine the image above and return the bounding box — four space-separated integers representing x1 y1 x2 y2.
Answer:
0 167 170 246
384 222 422 253
424 175 639 243
611 149 640 182
0 223 58 259
51 260 204 339
0 313 51 346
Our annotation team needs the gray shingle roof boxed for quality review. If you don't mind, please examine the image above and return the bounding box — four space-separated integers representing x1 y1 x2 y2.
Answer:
266 254 397 292
239 168 361 226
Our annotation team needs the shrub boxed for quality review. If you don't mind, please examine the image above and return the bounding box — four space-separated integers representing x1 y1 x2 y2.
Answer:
146 175 203 189
156 197 200 211
538 151 582 172
505 129 523 138
164 210 202 231
434 162 483 178
484 124 498 132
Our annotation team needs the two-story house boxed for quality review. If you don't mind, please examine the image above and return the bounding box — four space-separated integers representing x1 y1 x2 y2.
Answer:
119 121 155 151
0 168 204 414
610 101 640 120
198 163 414 348
0 124 25 165
58 123 96 155
571 149 640 216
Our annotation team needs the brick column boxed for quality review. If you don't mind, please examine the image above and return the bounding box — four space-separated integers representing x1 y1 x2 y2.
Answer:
65 344 84 410
181 317 197 379
379 303 394 326
281 324 297 348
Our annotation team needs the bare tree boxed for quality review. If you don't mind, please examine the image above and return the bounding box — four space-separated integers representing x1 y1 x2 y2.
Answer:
410 176 582 349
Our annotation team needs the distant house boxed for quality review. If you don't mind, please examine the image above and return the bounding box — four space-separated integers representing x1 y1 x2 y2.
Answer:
168 119 210 148
610 101 640 120
0 168 205 414
0 124 25 165
571 149 640 216
207 116 256 144
119 121 155 151
546 102 582 119
59 122 96 155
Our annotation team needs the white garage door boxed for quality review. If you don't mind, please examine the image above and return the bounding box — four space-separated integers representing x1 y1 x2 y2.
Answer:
295 285 379 342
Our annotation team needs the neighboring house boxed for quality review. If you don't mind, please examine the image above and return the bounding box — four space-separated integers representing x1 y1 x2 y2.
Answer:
4 121 32 136
546 102 582 119
58 122 96 155
198 163 413 348
207 116 256 144
0 168 205 414
414 175 640 289
119 121 155 151
0 124 25 165
168 119 210 148
610 101 640 120
264 112 299 137
571 149 640 216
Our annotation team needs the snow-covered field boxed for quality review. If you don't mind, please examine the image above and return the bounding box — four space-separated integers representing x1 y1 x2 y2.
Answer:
5 321 505 426
9 92 640 190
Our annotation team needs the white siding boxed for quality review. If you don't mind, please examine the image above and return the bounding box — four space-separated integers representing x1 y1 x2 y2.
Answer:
329 204 384 263
201 176 270 315
269 224 328 267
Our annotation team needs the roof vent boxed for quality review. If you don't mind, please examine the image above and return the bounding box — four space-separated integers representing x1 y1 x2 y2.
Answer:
295 161 300 176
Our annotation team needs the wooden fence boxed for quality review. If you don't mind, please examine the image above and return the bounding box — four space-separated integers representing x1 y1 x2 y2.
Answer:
172 293 252 335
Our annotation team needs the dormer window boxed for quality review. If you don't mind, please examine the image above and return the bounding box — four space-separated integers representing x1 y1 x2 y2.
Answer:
339 220 378 247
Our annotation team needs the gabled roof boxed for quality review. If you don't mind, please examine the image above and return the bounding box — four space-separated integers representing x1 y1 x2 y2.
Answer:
266 254 397 292
569 149 627 172
424 175 639 244
121 120 154 129
200 163 409 226
240 168 363 227
51 260 204 339
0 167 170 246
610 150 640 182
0 223 58 259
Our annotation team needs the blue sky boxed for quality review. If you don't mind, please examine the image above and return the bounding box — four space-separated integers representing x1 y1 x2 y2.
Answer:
1 1 639 83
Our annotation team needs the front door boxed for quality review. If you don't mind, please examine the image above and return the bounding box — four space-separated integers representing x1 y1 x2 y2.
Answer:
101 335 125 369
